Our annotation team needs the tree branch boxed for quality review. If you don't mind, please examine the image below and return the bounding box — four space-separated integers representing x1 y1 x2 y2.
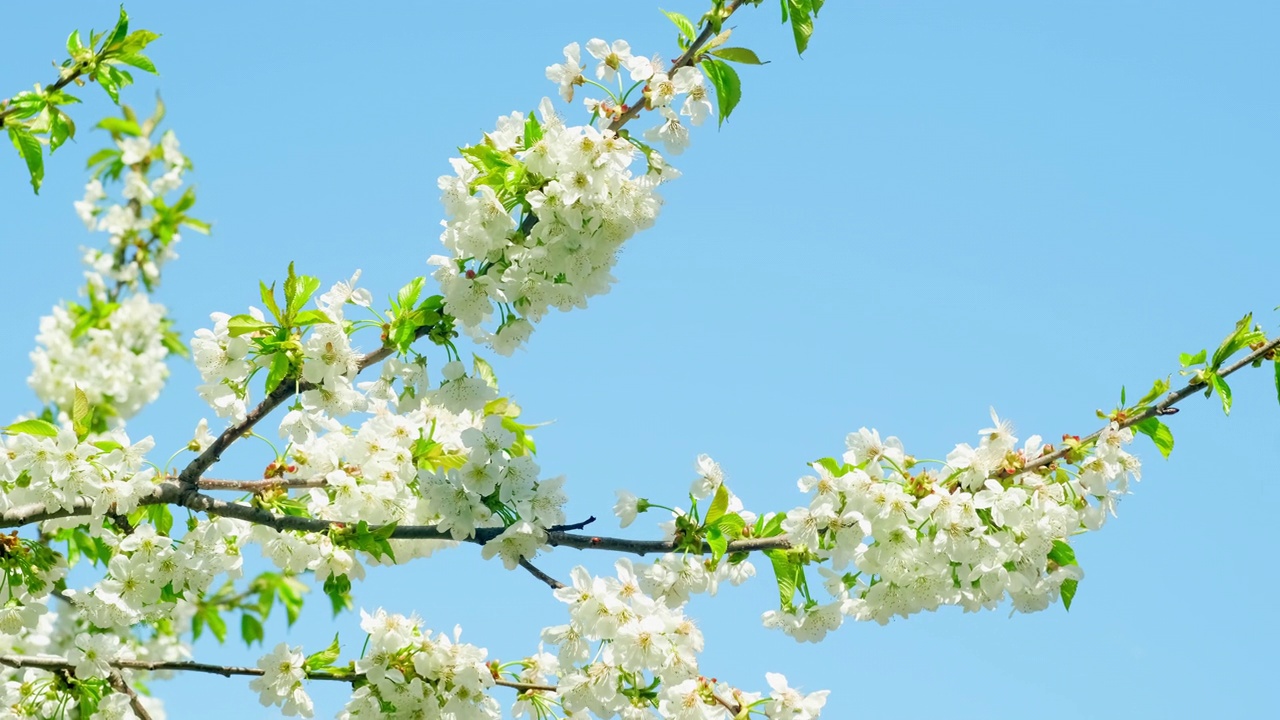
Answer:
0 652 557 695
517 558 566 590
1021 335 1280 475
108 671 154 720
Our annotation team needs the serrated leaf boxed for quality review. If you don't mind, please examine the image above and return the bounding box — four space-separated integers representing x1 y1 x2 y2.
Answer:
226 314 273 337
293 309 333 327
1179 349 1207 368
1211 313 1264 370
710 47 767 65
706 527 728 561
705 482 730 524
105 7 130 50
4 418 60 437
49 111 74 153
1047 539 1077 567
523 109 543 149
784 0 818 55
1209 372 1233 415
473 354 499 389
96 117 141 136
700 58 742 127
396 277 425 311
73 387 91 426
1138 377 1171 406
240 613 265 647
1274 360 1280 408
203 606 227 643
8 126 44 193
113 53 157 74
259 281 283 324
67 30 84 55
1133 417 1174 459
661 8 697 40
1060 577 1078 611
305 634 342 672
265 352 291 394
765 548 800 606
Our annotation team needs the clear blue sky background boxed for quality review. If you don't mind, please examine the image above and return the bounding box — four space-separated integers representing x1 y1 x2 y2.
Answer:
3 2 1279 718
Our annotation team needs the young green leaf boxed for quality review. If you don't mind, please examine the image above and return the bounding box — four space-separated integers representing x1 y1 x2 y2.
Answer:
1208 372 1233 415
710 47 767 65
1133 417 1174 459
700 57 742 126
4 418 60 437
1211 313 1264 370
662 9 697 41
1060 577 1079 611
240 613 265 647
473 354 499 389
8 126 45 193
704 482 730 524
304 634 342 672
1047 539 1077 567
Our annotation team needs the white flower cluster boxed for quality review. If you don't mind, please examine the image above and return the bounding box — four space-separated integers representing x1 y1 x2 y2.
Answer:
772 413 1139 639
28 292 172 420
274 382 566 574
65 519 248 631
340 609 499 719
431 37 714 355
75 131 189 290
193 274 371 425
0 426 156 523
431 105 667 355
525 560 823 719
249 643 313 718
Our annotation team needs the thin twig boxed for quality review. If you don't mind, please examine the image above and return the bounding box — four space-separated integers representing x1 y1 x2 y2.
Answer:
517 558 566 590
1020 335 1280 475
108 671 154 720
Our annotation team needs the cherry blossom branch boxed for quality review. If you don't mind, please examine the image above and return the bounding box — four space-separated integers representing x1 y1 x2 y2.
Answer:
197 477 327 492
0 653 558 694
174 327 427 496
0 61 91 126
606 0 746 133
1021 335 1280 475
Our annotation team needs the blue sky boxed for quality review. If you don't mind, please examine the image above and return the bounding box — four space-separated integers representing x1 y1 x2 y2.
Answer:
3 1 1279 717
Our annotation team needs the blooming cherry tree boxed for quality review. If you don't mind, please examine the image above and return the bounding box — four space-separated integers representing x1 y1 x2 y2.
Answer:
1 2 1277 718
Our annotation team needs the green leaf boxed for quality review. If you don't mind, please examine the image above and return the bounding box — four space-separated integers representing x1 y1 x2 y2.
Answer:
119 29 161 55
4 418 59 437
473 354 499 390
784 0 819 55
305 634 342 672
700 58 742 127
265 352 291 394
704 482 730 524
1208 372 1233 415
1274 360 1280 408
706 527 728 561
240 613 265 647
96 117 142 136
765 548 801 606
113 53 157 74
1211 313 1266 370
1047 539 1077 567
73 387 91 426
1179 349 1207 368
396 277 425 311
293 309 333 327
49 111 74 153
94 66 121 104
1060 577 1078 611
661 9 697 40
202 606 227 643
260 281 283 324
104 7 130 51
710 47 767 65
523 109 543 149
8 126 44 193
226 314 274 337
1133 417 1174 459
67 30 84 55
1137 377 1171 406
85 147 120 169
145 504 174 536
